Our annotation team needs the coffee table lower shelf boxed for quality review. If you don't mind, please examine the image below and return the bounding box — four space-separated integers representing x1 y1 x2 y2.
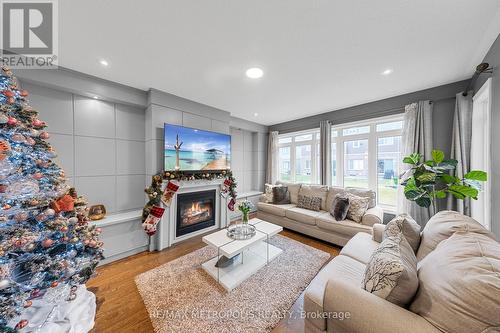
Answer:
202 241 282 291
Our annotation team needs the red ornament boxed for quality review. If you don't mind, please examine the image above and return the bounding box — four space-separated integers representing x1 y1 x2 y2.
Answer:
33 172 43 180
42 239 54 248
23 300 32 308
2 90 13 97
51 281 59 288
15 319 28 330
39 131 50 139
0 184 7 193
20 90 29 97
32 119 44 127
7 117 17 125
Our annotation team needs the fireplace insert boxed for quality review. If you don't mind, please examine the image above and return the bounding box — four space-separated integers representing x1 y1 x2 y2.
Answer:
176 190 216 237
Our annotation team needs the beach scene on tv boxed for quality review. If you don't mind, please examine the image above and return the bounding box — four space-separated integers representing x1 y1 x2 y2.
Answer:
164 124 231 171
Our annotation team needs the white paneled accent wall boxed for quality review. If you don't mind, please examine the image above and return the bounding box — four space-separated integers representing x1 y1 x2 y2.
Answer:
23 82 146 215
230 128 267 193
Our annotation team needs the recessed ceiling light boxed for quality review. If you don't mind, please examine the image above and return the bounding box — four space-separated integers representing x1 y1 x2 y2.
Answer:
381 68 393 75
93 96 99 99
99 59 109 67
246 67 264 79
254 113 259 117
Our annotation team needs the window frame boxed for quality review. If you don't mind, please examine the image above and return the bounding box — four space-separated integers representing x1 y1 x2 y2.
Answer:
332 114 403 212
277 128 320 184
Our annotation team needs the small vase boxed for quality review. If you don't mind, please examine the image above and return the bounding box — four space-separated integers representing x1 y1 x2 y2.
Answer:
241 211 249 225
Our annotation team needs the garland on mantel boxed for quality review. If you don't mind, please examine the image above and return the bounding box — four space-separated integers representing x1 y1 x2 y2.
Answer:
142 170 237 224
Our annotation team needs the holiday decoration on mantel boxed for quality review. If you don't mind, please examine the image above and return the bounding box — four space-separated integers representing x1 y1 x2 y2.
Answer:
141 170 237 234
0 66 103 331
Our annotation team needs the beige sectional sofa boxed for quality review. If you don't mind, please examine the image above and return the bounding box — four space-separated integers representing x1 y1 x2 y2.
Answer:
304 210 500 333
257 182 384 246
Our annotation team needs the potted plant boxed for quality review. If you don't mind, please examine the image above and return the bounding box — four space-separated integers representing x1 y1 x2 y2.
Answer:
238 200 254 224
400 149 487 216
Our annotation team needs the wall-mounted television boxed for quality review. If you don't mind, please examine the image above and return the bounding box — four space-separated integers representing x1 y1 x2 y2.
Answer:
164 124 231 171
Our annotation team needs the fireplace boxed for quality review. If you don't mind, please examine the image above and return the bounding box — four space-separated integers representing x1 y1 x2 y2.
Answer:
176 190 216 237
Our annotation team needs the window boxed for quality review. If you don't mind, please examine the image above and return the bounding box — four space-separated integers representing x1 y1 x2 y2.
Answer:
278 129 320 184
332 115 403 209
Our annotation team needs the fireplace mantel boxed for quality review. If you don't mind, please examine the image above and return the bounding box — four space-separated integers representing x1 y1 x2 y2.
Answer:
149 179 230 251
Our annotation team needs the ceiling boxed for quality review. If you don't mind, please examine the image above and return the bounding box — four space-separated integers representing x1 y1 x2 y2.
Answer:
59 0 500 126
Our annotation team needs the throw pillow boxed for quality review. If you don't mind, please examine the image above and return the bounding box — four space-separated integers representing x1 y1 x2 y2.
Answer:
362 234 419 307
384 214 421 253
330 195 350 221
297 194 322 211
345 187 377 208
264 183 282 203
337 192 369 223
272 186 291 205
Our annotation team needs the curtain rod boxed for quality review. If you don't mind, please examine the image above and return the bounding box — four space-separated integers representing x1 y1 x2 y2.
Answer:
463 63 493 96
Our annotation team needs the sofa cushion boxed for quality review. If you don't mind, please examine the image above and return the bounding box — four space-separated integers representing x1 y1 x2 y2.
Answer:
299 184 329 211
416 210 496 261
410 232 500 333
384 214 421 253
304 255 366 331
345 187 377 208
362 234 418 307
340 232 380 264
361 206 384 227
316 212 372 237
325 186 345 212
257 202 295 217
285 207 323 225
276 181 301 204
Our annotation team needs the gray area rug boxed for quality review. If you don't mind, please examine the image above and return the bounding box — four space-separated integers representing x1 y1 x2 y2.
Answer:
135 235 330 333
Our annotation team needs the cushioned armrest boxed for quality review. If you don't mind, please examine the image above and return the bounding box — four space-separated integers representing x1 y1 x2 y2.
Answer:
372 223 385 243
361 206 383 226
324 278 440 333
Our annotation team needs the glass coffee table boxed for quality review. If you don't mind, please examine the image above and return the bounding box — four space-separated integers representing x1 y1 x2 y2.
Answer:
201 218 283 291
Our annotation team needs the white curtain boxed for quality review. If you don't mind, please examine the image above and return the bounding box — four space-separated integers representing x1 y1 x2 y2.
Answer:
266 131 279 184
447 92 473 215
398 101 434 226
320 120 332 185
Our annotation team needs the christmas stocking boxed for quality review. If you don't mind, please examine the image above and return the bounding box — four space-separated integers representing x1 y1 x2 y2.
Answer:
228 198 236 211
142 206 165 236
161 181 179 206
220 178 232 197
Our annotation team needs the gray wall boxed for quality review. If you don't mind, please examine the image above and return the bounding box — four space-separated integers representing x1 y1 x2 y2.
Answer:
270 80 469 159
473 33 500 237
21 82 147 214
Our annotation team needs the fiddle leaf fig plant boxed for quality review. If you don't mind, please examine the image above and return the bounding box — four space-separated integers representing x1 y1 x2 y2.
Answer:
400 149 487 215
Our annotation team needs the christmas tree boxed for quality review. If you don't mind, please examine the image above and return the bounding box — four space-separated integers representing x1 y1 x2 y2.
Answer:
0 66 102 331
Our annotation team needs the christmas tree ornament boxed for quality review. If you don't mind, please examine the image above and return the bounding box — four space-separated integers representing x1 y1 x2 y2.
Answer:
161 180 179 206
50 194 75 213
6 117 16 125
39 132 50 140
142 206 165 236
0 114 8 124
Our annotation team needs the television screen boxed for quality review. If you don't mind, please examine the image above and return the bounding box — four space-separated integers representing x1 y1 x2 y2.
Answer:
164 124 231 171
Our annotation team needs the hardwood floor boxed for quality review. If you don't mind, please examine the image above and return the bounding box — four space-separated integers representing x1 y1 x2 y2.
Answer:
88 227 340 333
